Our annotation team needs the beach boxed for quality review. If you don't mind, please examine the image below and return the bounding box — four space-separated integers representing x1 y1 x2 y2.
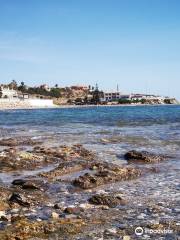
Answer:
0 105 179 239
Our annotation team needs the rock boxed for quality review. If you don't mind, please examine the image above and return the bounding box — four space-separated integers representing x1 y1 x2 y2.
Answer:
78 203 92 209
0 211 6 218
9 193 30 207
102 206 109 210
12 179 26 186
54 203 61 209
0 137 40 147
73 166 141 189
22 181 40 190
0 215 9 221
64 207 83 215
88 194 126 207
104 228 117 235
137 213 147 220
11 215 25 222
12 179 41 190
64 214 77 219
51 212 59 219
124 150 165 163
123 236 131 240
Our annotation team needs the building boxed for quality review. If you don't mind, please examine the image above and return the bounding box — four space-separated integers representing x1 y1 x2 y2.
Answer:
103 92 131 102
0 86 18 98
103 92 121 101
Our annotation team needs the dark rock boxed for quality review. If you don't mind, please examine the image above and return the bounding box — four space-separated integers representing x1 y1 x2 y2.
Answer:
9 193 30 207
12 179 26 186
12 179 40 190
22 181 40 190
0 215 9 221
88 194 126 207
124 150 165 163
54 203 61 209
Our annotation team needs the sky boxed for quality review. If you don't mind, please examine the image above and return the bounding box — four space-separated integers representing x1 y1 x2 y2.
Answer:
0 0 180 99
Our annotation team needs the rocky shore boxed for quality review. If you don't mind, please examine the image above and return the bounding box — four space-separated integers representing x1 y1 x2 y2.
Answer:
0 136 179 240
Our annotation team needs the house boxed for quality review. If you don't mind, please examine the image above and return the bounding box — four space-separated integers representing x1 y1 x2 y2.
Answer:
103 92 121 101
0 86 18 98
103 92 131 102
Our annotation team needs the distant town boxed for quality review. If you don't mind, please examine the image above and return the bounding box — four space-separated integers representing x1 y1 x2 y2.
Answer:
0 80 178 109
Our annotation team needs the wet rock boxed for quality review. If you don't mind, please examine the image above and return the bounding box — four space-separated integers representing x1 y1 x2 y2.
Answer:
34 144 95 161
0 137 41 147
0 215 9 221
22 181 40 190
0 150 47 171
88 194 126 207
64 207 83 215
40 160 88 180
9 193 30 208
124 150 165 163
12 179 41 190
73 166 141 189
54 203 61 209
12 179 26 186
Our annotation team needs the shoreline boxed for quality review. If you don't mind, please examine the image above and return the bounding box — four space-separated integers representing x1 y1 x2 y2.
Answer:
0 103 179 111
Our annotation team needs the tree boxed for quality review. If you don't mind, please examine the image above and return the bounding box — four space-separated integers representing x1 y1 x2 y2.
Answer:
18 81 26 92
9 80 18 89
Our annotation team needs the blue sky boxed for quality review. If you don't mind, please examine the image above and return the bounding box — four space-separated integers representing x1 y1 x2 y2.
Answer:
0 0 180 99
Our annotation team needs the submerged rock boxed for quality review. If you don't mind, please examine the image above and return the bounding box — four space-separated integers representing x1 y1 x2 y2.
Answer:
124 150 165 163
88 194 126 207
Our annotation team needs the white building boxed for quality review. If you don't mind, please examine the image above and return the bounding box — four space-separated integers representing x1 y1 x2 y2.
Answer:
0 86 18 98
103 92 131 102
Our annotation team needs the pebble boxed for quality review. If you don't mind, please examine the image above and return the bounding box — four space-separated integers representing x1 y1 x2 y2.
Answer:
123 236 130 240
51 212 59 219
137 213 147 220
118 224 127 230
173 208 180 213
79 203 92 209
0 211 5 218
36 218 42 222
10 209 19 213
102 206 109 210
104 228 117 235
64 214 77 219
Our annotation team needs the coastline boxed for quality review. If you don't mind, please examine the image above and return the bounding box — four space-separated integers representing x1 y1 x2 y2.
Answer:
0 103 179 111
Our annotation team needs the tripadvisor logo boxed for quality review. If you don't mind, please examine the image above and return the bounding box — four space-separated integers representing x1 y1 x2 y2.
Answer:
135 226 173 236
135 227 144 236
